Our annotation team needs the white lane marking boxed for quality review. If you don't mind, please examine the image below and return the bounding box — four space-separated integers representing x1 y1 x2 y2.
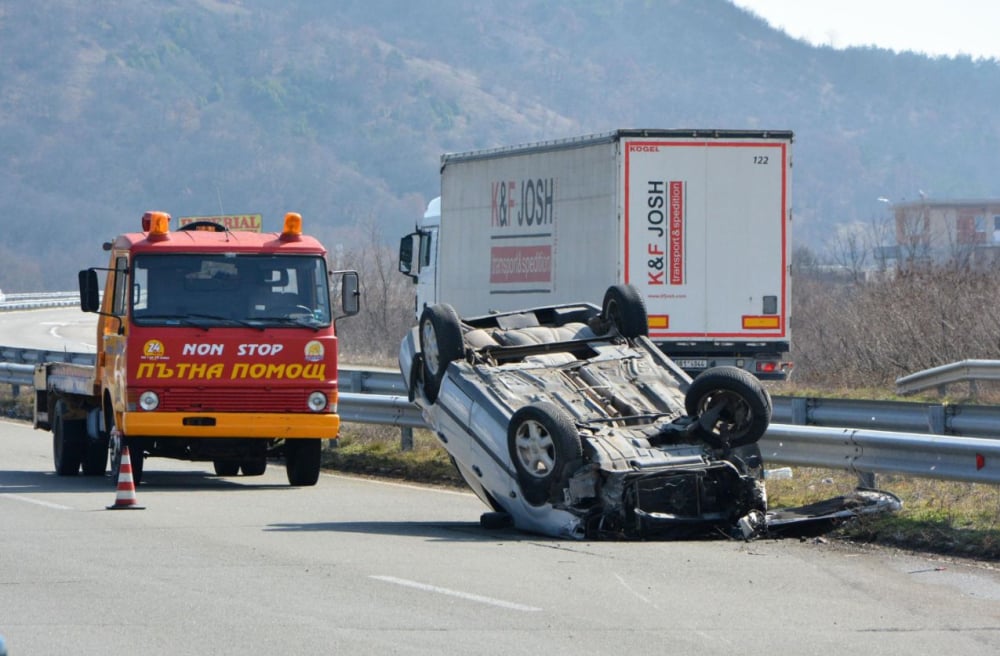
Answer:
1 493 73 510
371 575 542 612
614 572 658 608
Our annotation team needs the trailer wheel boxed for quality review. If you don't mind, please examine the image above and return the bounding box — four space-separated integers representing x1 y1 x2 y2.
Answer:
418 303 464 403
52 400 85 476
240 458 267 476
601 284 648 338
285 439 321 486
213 460 240 476
685 366 771 449
507 403 583 506
110 427 145 487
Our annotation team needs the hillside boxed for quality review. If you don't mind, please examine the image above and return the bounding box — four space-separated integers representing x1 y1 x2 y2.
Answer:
2 0 999 289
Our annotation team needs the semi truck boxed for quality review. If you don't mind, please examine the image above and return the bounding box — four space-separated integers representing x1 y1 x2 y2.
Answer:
34 211 360 486
399 129 793 380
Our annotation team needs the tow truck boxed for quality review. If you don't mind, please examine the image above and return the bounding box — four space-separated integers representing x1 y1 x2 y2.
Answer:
33 211 360 486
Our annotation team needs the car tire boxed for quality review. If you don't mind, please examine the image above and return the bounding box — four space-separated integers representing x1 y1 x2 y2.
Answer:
285 439 321 486
53 400 85 476
419 303 464 403
684 366 771 449
507 403 583 506
601 284 648 338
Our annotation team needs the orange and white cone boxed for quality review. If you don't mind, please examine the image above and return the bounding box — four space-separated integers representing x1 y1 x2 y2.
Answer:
107 445 145 510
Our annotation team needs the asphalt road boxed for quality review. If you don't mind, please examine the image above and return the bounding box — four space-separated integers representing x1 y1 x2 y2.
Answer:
2 419 1000 655
0 306 96 354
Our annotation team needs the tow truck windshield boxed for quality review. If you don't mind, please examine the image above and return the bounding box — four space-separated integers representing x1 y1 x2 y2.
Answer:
131 253 331 327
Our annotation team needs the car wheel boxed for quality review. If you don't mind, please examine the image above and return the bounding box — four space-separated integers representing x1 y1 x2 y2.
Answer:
52 400 85 476
213 460 240 476
419 303 464 403
285 439 321 486
601 284 648 338
685 366 771 449
507 403 583 506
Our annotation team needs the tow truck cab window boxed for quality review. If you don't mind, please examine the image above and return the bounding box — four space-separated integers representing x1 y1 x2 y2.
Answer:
131 253 331 327
112 256 128 316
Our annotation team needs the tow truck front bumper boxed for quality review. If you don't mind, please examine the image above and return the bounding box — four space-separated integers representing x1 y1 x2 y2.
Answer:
121 411 340 439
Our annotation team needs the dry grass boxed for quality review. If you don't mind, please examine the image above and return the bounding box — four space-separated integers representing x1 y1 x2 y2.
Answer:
767 467 1000 559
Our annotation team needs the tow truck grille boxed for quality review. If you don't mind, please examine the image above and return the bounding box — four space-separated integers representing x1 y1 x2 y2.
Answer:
130 388 316 413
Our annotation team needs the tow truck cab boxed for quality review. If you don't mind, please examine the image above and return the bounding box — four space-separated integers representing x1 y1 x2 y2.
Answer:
63 211 359 486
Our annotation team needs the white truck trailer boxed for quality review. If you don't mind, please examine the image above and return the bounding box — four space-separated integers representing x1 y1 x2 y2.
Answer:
399 129 793 380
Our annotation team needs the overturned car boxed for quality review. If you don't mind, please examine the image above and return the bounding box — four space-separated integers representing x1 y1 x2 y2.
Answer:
400 285 787 540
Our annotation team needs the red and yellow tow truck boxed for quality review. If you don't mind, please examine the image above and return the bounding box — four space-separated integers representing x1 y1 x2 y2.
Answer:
33 211 360 486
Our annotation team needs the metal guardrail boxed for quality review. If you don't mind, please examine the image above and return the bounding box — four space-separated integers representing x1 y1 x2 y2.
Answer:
0 292 78 312
761 424 1000 484
896 359 1000 395
3 342 999 484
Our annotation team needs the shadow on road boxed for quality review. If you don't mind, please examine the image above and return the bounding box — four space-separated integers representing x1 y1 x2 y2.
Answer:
265 519 540 542
0 467 290 493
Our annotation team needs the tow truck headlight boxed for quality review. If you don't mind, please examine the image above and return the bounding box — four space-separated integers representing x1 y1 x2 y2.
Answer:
139 391 160 411
307 391 328 412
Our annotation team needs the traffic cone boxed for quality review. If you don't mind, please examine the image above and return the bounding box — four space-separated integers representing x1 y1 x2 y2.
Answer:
107 446 145 510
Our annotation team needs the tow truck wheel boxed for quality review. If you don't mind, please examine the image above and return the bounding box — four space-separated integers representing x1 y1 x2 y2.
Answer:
240 458 267 476
213 460 240 476
685 366 771 449
285 439 321 486
418 303 464 403
601 284 648 338
507 403 583 506
53 400 85 476
110 428 145 487
82 435 109 476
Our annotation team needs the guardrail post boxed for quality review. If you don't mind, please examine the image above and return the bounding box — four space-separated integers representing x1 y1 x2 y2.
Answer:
791 397 809 425
400 427 413 452
928 404 946 434
349 370 364 393
10 384 19 397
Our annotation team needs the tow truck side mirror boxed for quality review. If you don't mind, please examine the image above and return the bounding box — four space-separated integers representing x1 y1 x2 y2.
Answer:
339 270 361 317
79 269 100 313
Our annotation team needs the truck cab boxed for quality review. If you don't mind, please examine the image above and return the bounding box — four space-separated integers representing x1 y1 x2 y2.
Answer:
36 211 360 486
398 197 439 319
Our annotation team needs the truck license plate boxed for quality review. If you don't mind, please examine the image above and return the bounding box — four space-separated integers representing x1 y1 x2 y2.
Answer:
674 359 708 370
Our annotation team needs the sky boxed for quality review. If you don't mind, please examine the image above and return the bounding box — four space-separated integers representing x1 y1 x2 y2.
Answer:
729 0 1000 61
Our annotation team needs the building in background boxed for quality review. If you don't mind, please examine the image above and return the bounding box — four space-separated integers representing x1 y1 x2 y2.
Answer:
892 199 1000 268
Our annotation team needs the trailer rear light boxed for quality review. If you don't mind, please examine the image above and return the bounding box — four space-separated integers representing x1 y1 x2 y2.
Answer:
756 362 778 374
742 316 780 329
280 212 303 241
307 391 328 412
138 391 160 411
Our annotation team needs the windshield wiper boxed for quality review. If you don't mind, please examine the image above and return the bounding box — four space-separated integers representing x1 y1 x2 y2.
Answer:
133 314 212 331
187 313 265 330
252 316 322 331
